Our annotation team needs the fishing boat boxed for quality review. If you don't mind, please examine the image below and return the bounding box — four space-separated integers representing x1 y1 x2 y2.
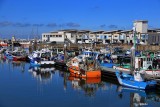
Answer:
115 71 156 90
0 41 8 47
54 53 67 68
68 56 101 78
13 55 26 61
113 55 131 72
113 53 160 78
4 46 28 61
29 49 55 67
115 26 157 90
12 51 27 61
111 47 125 59
98 53 115 68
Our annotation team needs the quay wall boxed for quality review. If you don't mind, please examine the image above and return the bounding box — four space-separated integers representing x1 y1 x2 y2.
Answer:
29 43 160 51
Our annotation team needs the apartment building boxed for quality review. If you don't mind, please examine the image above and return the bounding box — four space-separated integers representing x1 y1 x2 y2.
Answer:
42 20 159 45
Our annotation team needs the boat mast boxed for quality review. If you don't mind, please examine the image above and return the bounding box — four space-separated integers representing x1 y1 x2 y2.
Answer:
130 26 136 74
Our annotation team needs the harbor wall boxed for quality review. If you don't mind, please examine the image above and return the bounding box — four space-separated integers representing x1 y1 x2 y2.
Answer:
29 43 160 51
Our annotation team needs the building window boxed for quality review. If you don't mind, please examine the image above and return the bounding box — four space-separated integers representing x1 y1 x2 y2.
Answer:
115 36 117 37
56 35 58 37
50 35 53 37
59 35 62 37
43 35 45 37
53 35 55 37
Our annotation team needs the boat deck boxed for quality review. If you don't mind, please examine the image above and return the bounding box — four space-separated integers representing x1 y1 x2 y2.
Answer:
101 67 131 77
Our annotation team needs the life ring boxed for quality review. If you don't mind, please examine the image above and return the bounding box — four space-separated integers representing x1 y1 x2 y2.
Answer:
41 54 45 58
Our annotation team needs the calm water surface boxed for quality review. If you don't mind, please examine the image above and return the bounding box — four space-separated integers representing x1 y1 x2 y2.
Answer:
0 59 160 107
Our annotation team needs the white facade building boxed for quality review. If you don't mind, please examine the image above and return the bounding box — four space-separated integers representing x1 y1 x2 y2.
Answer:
41 20 159 45
42 31 65 43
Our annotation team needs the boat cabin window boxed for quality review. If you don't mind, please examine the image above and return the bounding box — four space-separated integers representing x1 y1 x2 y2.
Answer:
143 58 146 61
123 58 130 64
78 56 82 59
117 56 130 64
41 52 51 58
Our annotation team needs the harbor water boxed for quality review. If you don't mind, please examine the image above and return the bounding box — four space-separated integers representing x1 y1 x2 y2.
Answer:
0 59 160 107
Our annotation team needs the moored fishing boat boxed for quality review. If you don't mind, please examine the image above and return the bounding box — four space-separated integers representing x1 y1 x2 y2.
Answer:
12 51 27 61
13 56 26 61
54 53 67 68
112 55 131 72
0 41 8 47
115 26 157 90
68 56 101 78
98 53 116 72
115 71 157 90
114 54 160 78
29 49 55 67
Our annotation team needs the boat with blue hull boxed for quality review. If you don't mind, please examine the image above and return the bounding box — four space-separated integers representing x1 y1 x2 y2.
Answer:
115 71 157 90
30 61 41 67
97 53 117 73
100 63 114 68
115 26 157 90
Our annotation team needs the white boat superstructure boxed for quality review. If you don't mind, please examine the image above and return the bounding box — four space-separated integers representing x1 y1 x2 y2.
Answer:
29 48 55 67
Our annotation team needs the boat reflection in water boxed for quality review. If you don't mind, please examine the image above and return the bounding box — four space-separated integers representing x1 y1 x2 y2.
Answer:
68 76 105 97
12 61 26 72
0 56 6 64
117 86 160 106
28 66 55 83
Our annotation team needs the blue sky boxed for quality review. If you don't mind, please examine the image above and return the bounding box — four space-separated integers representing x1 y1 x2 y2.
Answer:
0 0 160 39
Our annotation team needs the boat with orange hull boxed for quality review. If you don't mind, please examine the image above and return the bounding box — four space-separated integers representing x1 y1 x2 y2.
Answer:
67 53 101 78
68 65 101 78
